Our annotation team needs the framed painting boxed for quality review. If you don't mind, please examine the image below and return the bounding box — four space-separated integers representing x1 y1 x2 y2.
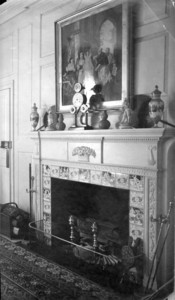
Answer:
55 0 131 113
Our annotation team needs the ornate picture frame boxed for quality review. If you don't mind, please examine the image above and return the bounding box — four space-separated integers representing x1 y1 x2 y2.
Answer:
55 0 131 113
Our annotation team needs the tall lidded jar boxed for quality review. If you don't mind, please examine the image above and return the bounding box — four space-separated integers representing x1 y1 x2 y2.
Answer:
30 103 39 131
149 85 164 127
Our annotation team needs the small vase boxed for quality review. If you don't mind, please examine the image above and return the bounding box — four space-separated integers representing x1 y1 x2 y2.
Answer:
46 110 56 131
99 110 110 129
56 113 66 131
149 85 164 127
30 103 39 131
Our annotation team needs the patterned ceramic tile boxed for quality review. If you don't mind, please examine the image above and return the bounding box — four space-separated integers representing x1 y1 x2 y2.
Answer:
43 176 51 189
44 236 52 246
43 200 51 214
115 173 129 189
43 188 51 200
130 224 144 240
44 224 51 235
50 165 60 178
90 170 102 185
101 171 115 187
42 164 51 176
43 212 51 224
129 206 144 226
79 169 90 182
148 178 157 260
69 167 79 181
59 166 69 179
129 175 144 191
130 191 144 208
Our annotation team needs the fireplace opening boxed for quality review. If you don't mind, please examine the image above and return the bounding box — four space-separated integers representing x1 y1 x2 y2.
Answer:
51 177 129 247
48 178 143 292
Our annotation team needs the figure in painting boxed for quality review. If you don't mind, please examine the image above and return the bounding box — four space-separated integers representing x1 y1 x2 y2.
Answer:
111 62 118 78
76 51 85 84
62 57 77 105
105 47 113 68
94 48 112 87
83 49 95 85
65 57 76 74
63 57 76 88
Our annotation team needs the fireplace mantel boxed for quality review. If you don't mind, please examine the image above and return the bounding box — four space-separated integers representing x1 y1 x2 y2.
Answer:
30 127 172 140
30 128 175 288
30 128 175 173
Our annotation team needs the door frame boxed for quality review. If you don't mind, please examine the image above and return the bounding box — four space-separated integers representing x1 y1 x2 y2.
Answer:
0 80 14 203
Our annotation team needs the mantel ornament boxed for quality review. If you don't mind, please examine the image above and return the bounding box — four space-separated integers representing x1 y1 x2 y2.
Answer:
148 145 157 166
99 110 110 129
56 113 66 131
45 105 58 131
30 103 39 131
148 85 164 127
46 109 56 131
119 98 136 129
72 146 96 162
69 83 92 130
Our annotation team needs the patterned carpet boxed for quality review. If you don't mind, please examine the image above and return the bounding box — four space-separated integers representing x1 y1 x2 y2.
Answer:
0 234 123 300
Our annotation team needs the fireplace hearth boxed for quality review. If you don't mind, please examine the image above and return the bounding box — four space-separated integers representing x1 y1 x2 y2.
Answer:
29 217 144 294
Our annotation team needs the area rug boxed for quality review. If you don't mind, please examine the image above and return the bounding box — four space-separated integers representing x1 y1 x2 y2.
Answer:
0 234 123 300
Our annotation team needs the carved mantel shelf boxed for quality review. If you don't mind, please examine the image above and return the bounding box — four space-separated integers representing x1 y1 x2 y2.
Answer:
30 128 175 140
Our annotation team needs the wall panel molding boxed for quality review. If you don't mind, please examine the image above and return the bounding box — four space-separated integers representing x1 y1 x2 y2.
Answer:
0 34 13 78
18 24 32 136
135 31 169 95
40 63 55 109
0 80 14 203
137 0 169 26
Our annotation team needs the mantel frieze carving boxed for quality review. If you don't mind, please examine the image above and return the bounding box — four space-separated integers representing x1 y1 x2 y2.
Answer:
30 128 169 143
147 145 157 166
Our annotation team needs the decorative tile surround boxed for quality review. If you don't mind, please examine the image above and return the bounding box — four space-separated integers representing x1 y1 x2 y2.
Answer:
42 163 145 247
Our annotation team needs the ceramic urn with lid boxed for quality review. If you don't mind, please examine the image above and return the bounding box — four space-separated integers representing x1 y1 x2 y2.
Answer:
149 85 164 127
30 103 39 131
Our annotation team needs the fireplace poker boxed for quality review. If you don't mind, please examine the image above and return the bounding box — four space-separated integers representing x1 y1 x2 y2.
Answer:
145 201 173 292
145 216 165 292
26 163 36 220
150 201 173 290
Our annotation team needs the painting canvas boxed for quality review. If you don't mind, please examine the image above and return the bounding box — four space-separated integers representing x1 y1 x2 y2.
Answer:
55 1 130 112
